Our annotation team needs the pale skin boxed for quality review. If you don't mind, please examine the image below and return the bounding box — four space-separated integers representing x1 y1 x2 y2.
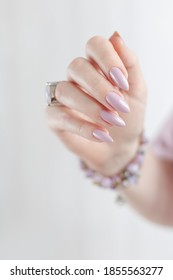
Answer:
46 32 173 226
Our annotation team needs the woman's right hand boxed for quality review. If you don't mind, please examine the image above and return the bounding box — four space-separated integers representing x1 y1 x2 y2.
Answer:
46 32 147 176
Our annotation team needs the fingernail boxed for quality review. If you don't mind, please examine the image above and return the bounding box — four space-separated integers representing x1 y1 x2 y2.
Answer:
114 31 125 45
109 67 129 91
106 91 130 113
100 110 126 127
92 129 113 143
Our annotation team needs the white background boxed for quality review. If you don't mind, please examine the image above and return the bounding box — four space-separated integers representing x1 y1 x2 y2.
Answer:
0 0 173 259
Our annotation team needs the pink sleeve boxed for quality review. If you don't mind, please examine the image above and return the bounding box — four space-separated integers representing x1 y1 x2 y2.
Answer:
151 111 173 161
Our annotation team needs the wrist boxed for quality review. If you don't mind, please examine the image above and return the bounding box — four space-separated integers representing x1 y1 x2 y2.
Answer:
80 132 148 190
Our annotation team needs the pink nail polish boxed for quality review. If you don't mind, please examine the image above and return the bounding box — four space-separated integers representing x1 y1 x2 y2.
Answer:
106 91 130 113
92 129 113 143
100 110 126 126
109 67 129 91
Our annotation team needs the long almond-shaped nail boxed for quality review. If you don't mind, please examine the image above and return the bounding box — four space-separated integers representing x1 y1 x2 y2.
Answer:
100 110 126 127
92 129 113 143
106 91 130 113
109 67 129 91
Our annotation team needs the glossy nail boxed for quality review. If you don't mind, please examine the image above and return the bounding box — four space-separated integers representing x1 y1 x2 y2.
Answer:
92 129 113 143
109 67 129 91
106 91 130 113
100 110 126 127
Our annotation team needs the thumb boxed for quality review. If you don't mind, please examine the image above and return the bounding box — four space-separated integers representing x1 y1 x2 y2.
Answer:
109 32 144 87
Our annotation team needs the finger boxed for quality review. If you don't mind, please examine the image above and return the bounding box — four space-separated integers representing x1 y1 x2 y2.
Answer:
67 57 130 113
109 32 146 96
86 36 129 91
55 81 126 127
45 105 113 143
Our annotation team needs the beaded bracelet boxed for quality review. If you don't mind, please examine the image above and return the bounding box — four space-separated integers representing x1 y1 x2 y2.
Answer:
80 132 148 194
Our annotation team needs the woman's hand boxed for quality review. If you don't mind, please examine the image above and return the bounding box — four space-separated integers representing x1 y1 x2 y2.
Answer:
46 32 147 176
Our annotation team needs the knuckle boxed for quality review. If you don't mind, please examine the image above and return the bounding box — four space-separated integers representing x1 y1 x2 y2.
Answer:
45 107 70 132
78 120 86 136
44 107 56 130
58 110 71 129
55 81 67 102
92 78 107 94
91 79 101 94
86 36 106 50
67 57 86 73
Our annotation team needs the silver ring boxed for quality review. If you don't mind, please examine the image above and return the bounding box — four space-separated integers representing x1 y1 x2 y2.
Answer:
45 81 61 106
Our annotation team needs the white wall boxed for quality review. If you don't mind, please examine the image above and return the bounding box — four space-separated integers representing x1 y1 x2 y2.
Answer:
0 0 173 259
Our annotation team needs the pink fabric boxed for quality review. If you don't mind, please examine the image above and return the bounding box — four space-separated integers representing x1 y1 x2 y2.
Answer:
152 111 173 161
